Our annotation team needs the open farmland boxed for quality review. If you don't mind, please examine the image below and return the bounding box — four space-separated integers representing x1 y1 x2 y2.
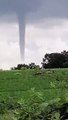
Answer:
0 69 68 119
0 68 68 102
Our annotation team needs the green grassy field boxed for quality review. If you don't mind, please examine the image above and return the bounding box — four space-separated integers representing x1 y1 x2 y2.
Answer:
0 68 68 102
0 69 68 120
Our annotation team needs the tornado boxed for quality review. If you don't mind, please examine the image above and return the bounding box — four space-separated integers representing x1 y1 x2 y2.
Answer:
18 13 26 61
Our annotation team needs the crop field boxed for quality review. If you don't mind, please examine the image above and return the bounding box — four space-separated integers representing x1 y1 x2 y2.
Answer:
0 68 68 101
0 69 68 119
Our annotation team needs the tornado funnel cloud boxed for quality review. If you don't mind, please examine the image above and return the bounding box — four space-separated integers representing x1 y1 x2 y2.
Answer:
18 15 25 61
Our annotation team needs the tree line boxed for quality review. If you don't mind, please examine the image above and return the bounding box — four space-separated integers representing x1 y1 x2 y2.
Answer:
11 63 40 70
42 50 68 68
11 50 68 70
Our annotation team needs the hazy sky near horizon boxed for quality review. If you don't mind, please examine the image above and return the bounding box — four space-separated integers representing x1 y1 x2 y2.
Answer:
0 0 68 69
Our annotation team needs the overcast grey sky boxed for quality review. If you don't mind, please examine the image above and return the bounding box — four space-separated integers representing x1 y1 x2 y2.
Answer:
0 0 68 69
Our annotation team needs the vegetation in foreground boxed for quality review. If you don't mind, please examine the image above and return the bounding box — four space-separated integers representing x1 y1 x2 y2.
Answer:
0 68 68 119
0 89 68 120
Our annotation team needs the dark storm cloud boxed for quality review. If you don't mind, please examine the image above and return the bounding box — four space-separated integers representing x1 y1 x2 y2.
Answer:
0 0 42 15
26 0 68 24
0 0 68 23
